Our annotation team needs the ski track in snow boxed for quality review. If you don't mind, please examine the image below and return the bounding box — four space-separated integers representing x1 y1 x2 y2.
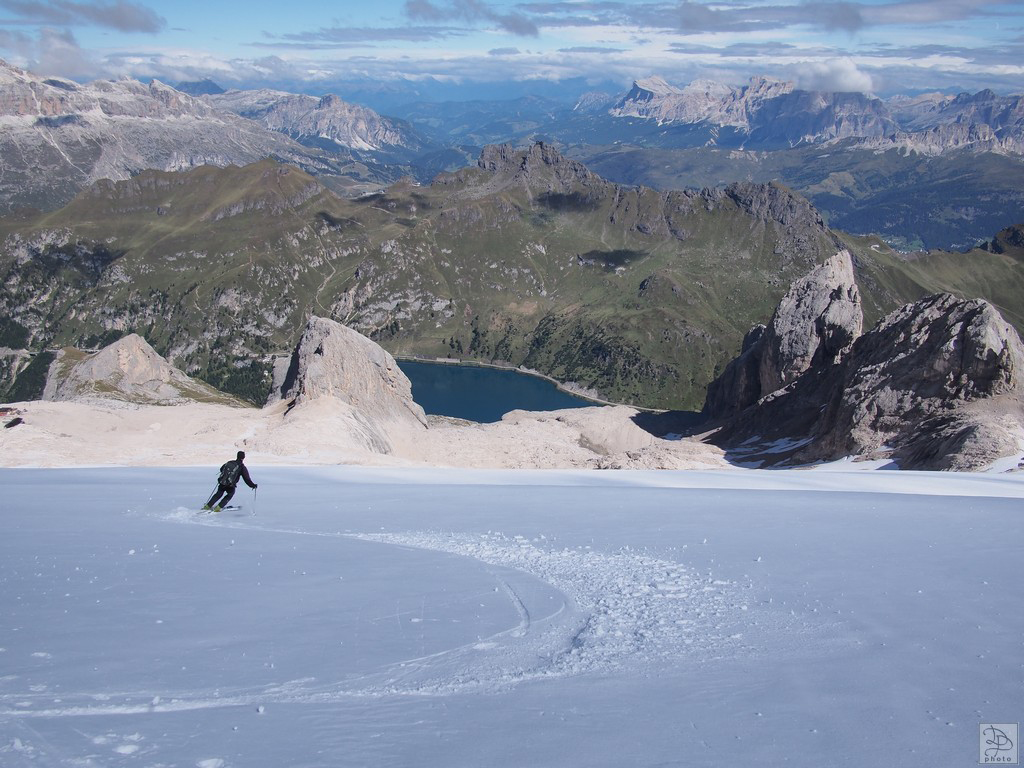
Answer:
0 508 754 721
351 531 749 686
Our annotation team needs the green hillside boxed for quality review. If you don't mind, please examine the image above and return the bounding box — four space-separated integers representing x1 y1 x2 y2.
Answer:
2 147 1021 410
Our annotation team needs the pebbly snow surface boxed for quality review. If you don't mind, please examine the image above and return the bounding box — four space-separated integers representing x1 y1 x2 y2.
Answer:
1 466 1022 767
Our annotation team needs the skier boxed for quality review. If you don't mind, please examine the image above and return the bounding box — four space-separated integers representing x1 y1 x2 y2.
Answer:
203 450 257 511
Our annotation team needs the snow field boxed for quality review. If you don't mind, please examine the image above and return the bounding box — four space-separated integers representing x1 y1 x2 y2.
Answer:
1 466 1022 767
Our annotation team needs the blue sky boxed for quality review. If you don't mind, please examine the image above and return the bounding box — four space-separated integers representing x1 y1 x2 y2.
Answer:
1 0 1022 99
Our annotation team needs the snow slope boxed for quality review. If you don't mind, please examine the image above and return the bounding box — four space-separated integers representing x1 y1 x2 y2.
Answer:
1 467 1022 767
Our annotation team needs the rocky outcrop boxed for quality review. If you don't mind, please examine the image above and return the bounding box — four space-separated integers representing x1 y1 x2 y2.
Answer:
854 123 1024 156
273 316 427 453
811 294 1024 467
704 250 862 418
42 334 239 405
709 288 1024 470
981 223 1024 256
476 141 599 188
759 250 862 392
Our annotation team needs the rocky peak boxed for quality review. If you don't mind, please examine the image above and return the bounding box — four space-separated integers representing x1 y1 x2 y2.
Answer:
621 76 683 103
703 250 861 418
717 181 829 231
612 75 742 125
317 93 344 109
844 294 1021 403
741 76 794 100
477 142 598 188
43 333 237 405
206 88 421 153
275 316 427 450
981 223 1024 256
758 250 862 393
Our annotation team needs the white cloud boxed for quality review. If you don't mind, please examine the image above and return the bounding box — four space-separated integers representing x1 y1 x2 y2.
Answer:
791 57 876 93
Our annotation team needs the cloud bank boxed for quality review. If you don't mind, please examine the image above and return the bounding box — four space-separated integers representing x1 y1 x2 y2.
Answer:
0 0 1021 97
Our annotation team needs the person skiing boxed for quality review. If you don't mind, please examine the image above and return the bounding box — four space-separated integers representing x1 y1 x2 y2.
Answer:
203 450 257 512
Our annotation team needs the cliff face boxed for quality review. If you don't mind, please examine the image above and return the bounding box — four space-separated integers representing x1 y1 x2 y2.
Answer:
707 260 1024 470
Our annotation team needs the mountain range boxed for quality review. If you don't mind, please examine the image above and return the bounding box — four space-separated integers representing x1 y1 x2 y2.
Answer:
2 144 1022 412
2 60 1021 251
605 76 1024 152
0 60 456 215
202 89 431 159
392 76 1024 249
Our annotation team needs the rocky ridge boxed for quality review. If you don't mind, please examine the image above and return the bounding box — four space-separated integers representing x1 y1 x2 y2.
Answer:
611 75 897 145
854 122 1024 156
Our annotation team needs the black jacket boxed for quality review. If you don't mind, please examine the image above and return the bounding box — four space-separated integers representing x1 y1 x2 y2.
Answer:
236 462 256 489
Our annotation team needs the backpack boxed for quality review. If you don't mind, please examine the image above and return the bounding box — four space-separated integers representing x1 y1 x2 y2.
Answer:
218 460 242 486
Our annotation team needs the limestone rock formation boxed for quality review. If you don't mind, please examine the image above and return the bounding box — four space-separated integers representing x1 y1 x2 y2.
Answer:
273 316 427 454
43 333 239 405
704 250 862 418
812 294 1024 467
710 290 1024 470
609 75 897 144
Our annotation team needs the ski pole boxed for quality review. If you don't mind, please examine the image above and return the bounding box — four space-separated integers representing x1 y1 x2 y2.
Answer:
252 486 257 516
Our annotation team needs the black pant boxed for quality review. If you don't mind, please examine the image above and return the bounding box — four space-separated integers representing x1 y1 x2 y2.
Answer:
207 483 237 508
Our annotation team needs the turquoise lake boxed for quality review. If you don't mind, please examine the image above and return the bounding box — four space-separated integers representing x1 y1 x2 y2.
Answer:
397 360 599 423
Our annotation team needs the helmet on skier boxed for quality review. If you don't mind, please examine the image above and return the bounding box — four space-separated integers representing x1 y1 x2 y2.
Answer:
237 450 246 461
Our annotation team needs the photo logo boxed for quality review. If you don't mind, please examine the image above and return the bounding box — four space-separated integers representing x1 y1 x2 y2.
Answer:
980 723 1019 764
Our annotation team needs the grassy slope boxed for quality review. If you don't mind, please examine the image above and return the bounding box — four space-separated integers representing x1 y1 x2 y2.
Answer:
2 153 1021 410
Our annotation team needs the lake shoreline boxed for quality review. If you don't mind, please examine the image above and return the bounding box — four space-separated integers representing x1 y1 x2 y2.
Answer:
394 354 655 411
